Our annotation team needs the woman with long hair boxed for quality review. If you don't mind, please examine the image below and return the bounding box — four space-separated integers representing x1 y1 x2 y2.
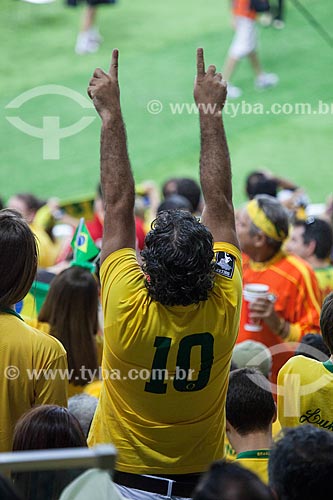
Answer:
37 266 101 396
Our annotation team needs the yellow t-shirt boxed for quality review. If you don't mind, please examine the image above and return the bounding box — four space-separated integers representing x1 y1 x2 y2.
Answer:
236 450 270 484
30 223 59 268
315 266 333 301
278 355 333 430
0 311 68 452
225 420 281 461
88 243 242 474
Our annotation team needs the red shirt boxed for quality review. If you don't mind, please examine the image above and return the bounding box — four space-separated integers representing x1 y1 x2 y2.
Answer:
233 0 257 20
238 251 321 383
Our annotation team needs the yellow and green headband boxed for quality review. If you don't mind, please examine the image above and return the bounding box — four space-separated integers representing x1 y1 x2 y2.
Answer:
247 199 287 242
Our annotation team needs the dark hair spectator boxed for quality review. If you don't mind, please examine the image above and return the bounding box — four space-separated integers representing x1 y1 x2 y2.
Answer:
246 172 278 200
320 292 333 354
162 177 202 213
226 368 275 435
157 194 193 213
38 266 99 387
269 425 333 500
294 333 330 360
193 461 274 500
12 405 87 500
0 209 38 308
141 210 214 306
13 405 86 451
7 193 45 223
246 171 278 200
0 210 67 453
293 217 333 260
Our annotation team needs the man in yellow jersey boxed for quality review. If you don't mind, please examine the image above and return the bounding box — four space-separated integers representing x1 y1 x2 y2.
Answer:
277 292 333 431
226 368 275 484
236 195 321 383
0 209 68 452
87 48 242 499
286 217 333 301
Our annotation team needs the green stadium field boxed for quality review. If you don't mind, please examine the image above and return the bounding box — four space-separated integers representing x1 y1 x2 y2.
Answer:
1 0 332 207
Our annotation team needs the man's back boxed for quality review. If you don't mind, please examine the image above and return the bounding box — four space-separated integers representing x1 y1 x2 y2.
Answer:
88 243 242 473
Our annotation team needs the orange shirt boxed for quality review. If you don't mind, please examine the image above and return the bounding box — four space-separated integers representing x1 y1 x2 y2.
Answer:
233 0 257 20
237 251 321 382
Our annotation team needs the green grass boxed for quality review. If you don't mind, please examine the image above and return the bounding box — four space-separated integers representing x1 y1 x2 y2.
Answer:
1 0 332 206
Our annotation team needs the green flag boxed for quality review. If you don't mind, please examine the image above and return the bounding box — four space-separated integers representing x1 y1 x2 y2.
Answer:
71 218 100 268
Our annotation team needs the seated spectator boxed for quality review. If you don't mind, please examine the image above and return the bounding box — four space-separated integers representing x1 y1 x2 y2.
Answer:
277 292 333 431
269 425 333 500
68 394 98 438
12 405 87 500
226 368 276 484
245 170 298 200
232 341 272 378
236 195 321 382
245 172 278 200
29 266 101 397
162 177 202 214
0 209 67 452
294 333 330 361
286 217 333 300
157 194 193 213
193 461 274 500
7 193 59 268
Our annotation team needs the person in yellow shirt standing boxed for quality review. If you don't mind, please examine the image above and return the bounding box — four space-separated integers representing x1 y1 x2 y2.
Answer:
226 368 276 484
278 292 333 431
86 48 242 499
0 209 68 452
286 217 333 301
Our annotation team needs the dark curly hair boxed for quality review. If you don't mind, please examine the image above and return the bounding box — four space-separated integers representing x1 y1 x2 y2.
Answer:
141 210 215 306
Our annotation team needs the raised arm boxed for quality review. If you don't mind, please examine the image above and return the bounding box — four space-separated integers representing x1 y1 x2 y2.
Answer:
88 49 136 264
194 48 239 248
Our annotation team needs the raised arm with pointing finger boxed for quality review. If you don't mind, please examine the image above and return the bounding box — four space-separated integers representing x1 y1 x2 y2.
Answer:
194 48 239 249
88 49 136 265
87 50 242 487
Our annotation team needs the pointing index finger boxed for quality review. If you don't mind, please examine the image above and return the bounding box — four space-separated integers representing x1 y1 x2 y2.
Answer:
109 49 119 79
196 48 205 80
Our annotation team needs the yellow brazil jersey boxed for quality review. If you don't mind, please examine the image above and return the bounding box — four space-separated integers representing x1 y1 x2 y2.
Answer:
0 310 68 452
278 355 333 431
315 266 333 301
88 243 242 474
225 420 281 461
236 450 270 484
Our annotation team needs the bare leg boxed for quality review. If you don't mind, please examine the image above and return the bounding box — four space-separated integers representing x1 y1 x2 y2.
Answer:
75 5 101 54
247 51 262 77
80 5 97 33
223 56 239 82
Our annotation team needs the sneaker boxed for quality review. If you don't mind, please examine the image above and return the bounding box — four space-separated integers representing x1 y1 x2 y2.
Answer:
75 32 99 55
259 12 273 27
272 19 285 29
255 73 279 90
227 84 242 99
88 27 103 44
